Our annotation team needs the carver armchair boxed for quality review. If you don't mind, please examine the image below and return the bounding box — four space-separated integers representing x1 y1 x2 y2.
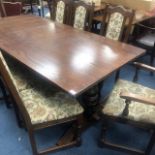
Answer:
99 62 155 155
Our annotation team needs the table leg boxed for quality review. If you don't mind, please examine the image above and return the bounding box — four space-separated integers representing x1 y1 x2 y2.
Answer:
82 84 100 118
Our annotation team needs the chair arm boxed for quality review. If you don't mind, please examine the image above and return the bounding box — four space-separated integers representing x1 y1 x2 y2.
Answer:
120 92 155 106
133 62 155 73
135 23 155 31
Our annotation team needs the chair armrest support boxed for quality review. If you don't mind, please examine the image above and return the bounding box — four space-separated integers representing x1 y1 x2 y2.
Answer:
133 62 155 73
120 92 155 106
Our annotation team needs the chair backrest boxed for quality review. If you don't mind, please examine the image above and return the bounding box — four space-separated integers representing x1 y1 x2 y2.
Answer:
101 5 135 42
48 0 71 24
0 1 22 17
0 51 31 126
70 1 94 31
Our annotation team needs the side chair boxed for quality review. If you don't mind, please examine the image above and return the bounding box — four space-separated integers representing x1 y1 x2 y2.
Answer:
100 4 135 82
69 1 94 31
100 4 135 42
99 62 155 155
0 50 84 155
48 0 71 24
0 0 22 17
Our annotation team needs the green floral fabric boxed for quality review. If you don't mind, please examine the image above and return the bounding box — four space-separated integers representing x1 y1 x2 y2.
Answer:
55 1 65 23
20 89 83 124
102 79 155 124
0 51 83 124
73 6 86 30
105 12 124 41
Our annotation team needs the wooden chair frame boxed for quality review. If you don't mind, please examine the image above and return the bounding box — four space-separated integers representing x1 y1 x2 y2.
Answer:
133 20 155 67
100 4 135 42
99 63 155 155
0 51 83 155
48 0 71 24
69 1 94 31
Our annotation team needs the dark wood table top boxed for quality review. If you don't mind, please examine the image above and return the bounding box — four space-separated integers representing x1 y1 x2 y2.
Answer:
0 15 145 96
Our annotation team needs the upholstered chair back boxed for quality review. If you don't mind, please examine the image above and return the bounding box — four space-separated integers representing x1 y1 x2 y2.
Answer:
48 0 71 24
101 5 135 42
71 1 94 31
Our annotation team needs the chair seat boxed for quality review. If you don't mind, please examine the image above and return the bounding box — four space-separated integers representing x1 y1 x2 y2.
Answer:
19 88 83 124
102 79 155 124
136 33 155 47
4 55 84 124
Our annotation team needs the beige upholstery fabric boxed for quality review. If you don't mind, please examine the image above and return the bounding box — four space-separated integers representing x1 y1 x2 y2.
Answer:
0 52 83 124
105 12 124 40
55 1 65 23
4 54 32 91
20 89 83 124
102 79 155 124
73 6 86 30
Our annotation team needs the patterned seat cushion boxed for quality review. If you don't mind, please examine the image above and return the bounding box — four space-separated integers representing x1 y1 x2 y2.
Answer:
102 79 155 124
1 53 83 124
19 88 83 124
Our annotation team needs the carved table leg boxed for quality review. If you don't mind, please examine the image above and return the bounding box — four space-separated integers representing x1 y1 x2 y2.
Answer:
82 84 101 118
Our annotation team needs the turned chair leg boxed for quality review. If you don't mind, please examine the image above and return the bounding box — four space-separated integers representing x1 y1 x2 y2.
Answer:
98 118 108 147
75 117 82 146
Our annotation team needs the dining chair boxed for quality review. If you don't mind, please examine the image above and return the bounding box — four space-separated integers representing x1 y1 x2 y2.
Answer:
100 4 135 82
69 1 94 31
100 4 135 42
0 0 22 17
0 50 84 155
99 62 155 155
132 17 155 67
48 0 71 24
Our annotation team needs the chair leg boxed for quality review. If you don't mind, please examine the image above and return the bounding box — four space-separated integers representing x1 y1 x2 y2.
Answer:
98 118 108 147
133 66 139 82
75 117 82 146
115 70 120 83
145 130 155 155
0 77 11 108
28 129 38 155
150 50 154 76
13 102 25 128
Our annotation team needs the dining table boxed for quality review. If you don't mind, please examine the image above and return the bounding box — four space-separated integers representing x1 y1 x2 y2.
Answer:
0 15 145 96
0 14 145 145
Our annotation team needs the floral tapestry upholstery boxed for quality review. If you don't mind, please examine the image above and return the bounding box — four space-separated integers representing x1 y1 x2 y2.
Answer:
1 53 33 91
102 79 155 124
73 6 86 30
105 12 124 41
55 1 65 23
0 52 83 124
19 89 83 124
